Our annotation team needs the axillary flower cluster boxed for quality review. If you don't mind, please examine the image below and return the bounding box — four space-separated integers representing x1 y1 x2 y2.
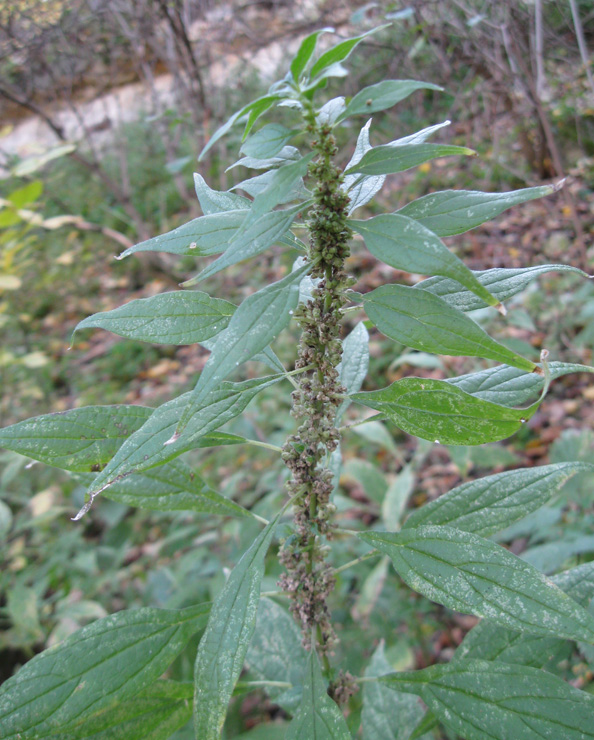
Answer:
278 118 354 657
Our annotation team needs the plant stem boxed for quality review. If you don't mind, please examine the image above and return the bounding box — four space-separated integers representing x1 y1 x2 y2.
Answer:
333 550 380 576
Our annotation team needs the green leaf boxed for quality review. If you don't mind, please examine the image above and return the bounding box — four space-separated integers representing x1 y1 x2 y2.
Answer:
352 377 540 445
117 210 246 259
185 202 308 284
227 145 301 172
309 26 387 80
449 360 594 406
342 119 385 214
193 517 278 739
344 143 475 176
455 561 594 668
363 285 536 371
362 642 426 740
286 651 350 740
0 404 152 472
232 168 309 204
78 458 251 518
337 321 369 419
75 291 235 345
82 375 282 514
290 27 334 81
397 184 560 237
350 215 500 308
382 464 415 532
176 263 309 435
316 96 346 125
359 525 594 643
245 598 307 711
381 659 594 740
46 681 193 740
0 604 209 740
403 462 594 536
418 263 589 312
193 173 250 214
241 123 294 159
249 155 313 217
337 80 442 122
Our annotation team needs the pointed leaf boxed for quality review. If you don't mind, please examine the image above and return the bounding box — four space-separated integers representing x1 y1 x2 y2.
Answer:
227 145 301 171
418 263 589 312
351 215 500 308
75 291 235 345
352 377 540 445
344 143 475 176
232 168 309 203
342 119 385 214
0 604 209 740
382 659 594 740
386 121 451 147
290 27 334 81
337 80 442 122
193 173 250 214
404 462 594 536
337 321 369 419
241 123 294 159
309 26 388 80
250 155 313 217
397 184 559 237
359 526 594 643
193 517 278 739
363 285 536 371
286 651 350 740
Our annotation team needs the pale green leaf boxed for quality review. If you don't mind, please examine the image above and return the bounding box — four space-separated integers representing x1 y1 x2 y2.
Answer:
286 650 350 740
363 285 536 372
249 155 313 217
397 184 559 237
382 465 415 531
337 80 442 122
353 557 389 621
344 144 475 176
0 605 209 740
309 26 387 80
193 517 278 740
350 215 500 308
193 173 250 214
359 526 594 642
227 146 301 171
316 96 346 125
241 124 295 159
386 121 451 147
342 119 385 214
403 462 594 536
337 321 369 419
381 659 594 740
231 169 309 203
290 27 334 81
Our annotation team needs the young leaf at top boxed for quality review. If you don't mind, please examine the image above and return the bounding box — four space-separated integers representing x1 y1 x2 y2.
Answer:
381 659 594 740
350 214 502 309
352 376 541 445
308 25 388 81
286 650 351 740
403 462 594 537
359 525 594 643
0 604 209 740
363 285 536 372
397 183 561 237
193 515 279 740
344 143 475 177
240 123 295 160
290 27 334 82
337 80 442 122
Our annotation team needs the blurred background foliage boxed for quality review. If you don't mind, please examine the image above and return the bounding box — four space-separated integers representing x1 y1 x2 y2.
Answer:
1 1 594 736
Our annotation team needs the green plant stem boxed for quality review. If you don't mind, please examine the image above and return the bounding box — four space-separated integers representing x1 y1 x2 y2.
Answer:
245 439 284 454
338 414 384 433
333 550 380 575
236 680 293 690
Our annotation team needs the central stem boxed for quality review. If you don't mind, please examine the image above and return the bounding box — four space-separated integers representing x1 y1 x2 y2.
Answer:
279 116 353 659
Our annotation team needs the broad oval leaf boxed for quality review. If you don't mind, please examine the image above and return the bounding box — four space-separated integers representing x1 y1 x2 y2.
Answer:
352 377 539 445
75 291 235 345
193 517 278 739
240 123 295 160
403 462 594 536
417 263 589 312
337 79 442 122
350 214 499 308
0 604 209 740
363 285 536 372
359 525 594 643
344 143 474 177
193 173 250 215
286 650 351 740
397 184 559 237
381 659 594 740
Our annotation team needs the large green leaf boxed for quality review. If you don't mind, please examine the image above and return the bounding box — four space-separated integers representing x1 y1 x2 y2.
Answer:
352 377 540 445
350 215 500 308
0 404 152 472
193 517 279 739
290 27 334 81
418 263 589 312
176 263 309 435
363 285 536 371
193 173 250 214
82 375 282 514
240 123 294 159
249 155 313 217
75 291 235 345
362 642 427 740
0 605 209 740
286 651 351 740
46 681 193 740
344 143 474 176
337 80 441 122
403 462 594 536
381 659 594 740
397 184 559 236
359 526 594 643
116 210 246 259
